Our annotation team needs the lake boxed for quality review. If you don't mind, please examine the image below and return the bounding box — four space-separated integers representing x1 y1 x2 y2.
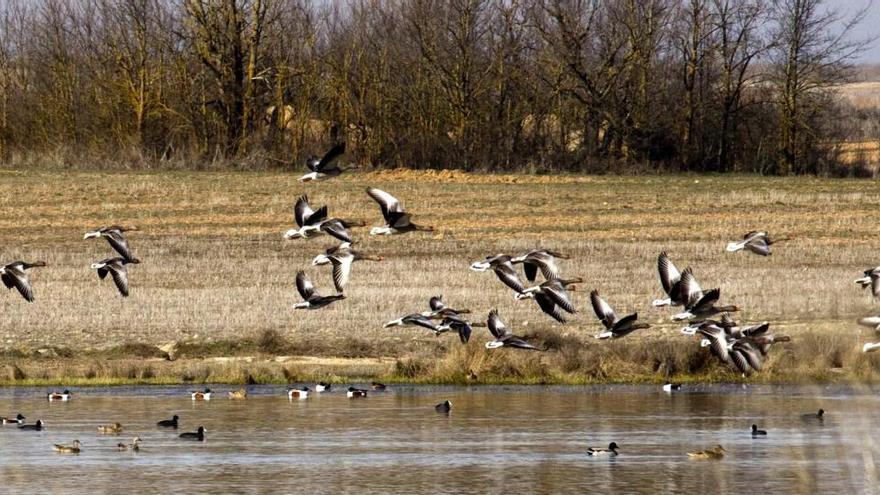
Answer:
0 384 876 493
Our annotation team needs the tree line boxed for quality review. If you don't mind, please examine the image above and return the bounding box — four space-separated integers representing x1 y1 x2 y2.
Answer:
0 0 875 175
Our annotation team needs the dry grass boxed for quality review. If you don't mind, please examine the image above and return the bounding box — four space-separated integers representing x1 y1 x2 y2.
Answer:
1 168 879 384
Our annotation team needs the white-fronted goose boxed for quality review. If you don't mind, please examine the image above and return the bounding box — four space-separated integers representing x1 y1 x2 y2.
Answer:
653 252 689 307
516 278 582 323
855 267 880 300
293 270 345 309
470 254 526 294
91 257 140 297
672 270 738 321
485 309 543 350
1 261 46 302
297 142 348 182
587 442 619 456
591 290 650 339
726 231 789 256
511 249 569 282
365 187 433 235
84 226 138 260
284 196 362 243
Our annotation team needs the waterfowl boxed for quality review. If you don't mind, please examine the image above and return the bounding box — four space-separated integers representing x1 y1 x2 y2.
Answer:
191 388 212 401
864 342 880 353
671 270 738 321
97 422 123 434
53 440 81 454
425 295 471 318
228 388 247 399
510 249 569 282
856 267 880 300
1 261 46 302
1 413 25 425
157 415 179 428
118 437 141 452
365 187 433 235
729 341 763 375
751 424 767 436
439 314 474 344
591 290 650 339
294 270 346 309
325 245 384 293
663 383 681 392
470 254 526 294
587 442 619 456
347 386 368 398
91 257 140 297
726 231 789 256
859 316 880 332
298 142 349 182
516 278 581 323
384 313 445 332
316 382 331 392
179 426 206 441
435 400 452 414
485 309 543 350
687 445 726 459
802 409 824 422
84 226 138 261
283 196 361 243
371 382 386 391
288 387 310 399
18 420 43 431
47 390 71 401
653 252 688 307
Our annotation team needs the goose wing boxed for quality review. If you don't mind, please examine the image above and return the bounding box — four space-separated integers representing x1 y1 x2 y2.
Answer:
543 281 576 313
523 261 539 282
316 142 345 171
406 314 442 332
535 293 566 323
2 267 34 302
295 271 317 300
691 288 720 312
329 254 353 293
105 230 134 260
387 212 413 229
734 342 762 371
611 313 640 334
294 196 323 227
366 187 404 222
698 325 730 362
320 220 353 243
873 276 880 300
529 253 560 280
742 323 770 338
658 252 681 296
745 237 771 256
729 348 752 375
487 310 512 339
493 263 525 293
679 268 704 308
504 336 543 350
107 262 130 297
590 290 617 329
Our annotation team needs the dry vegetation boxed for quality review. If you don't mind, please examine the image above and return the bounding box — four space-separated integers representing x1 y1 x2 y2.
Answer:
1 169 880 385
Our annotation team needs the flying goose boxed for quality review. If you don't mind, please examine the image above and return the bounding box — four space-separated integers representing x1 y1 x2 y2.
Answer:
653 252 689 307
84 226 138 261
587 442 619 456
687 445 726 459
365 187 433 235
1 413 25 425
18 420 43 431
510 249 569 282
485 310 543 350
726 231 789 256
191 388 212 400
671 270 738 321
298 142 348 182
858 316 880 332
385 312 473 343
729 341 762 375
751 424 767 436
323 244 383 293
157 415 179 428
53 439 81 454
179 426 206 441
293 270 345 309
470 254 526 294
91 257 140 297
283 196 362 243
1 261 46 302
855 267 880 300
591 290 650 339
516 277 581 323
425 295 471 318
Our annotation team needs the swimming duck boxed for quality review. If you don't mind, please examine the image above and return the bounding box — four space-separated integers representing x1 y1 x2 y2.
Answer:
324 245 384 293
485 309 543 350
591 290 650 339
47 390 71 401
117 437 141 452
91 257 140 297
587 442 619 456
653 252 689 307
726 231 789 256
510 249 569 282
1 413 25 425
371 382 386 391
470 254 526 294
283 196 361 243
297 142 349 182
157 415 179 428
316 382 331 392
53 440 81 454
687 445 726 459
288 387 310 399
802 409 824 422
516 278 581 323
191 388 212 401
435 400 452 414
662 383 681 392
97 422 123 434
293 270 346 309
751 424 767 436
179 426 206 441
18 420 43 431
672 270 738 321
1 261 46 302
365 187 434 235
855 267 880 300
228 388 247 399
84 226 138 261
347 386 368 398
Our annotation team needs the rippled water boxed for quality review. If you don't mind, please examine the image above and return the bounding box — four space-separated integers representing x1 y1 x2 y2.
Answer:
0 384 877 493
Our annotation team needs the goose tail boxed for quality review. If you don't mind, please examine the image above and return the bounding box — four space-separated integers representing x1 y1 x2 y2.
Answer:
652 298 671 307
726 242 745 252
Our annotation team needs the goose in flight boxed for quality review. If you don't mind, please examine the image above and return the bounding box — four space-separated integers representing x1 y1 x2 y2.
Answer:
293 271 345 309
91 257 140 297
319 243 383 293
671 270 738 321
283 195 362 243
470 254 526 294
384 312 473 343
425 295 471 318
84 226 138 261
515 278 582 323
591 290 650 339
511 249 569 282
855 267 880 300
1 261 46 302
726 231 789 256
297 142 349 182
653 252 690 307
365 187 433 235
485 310 543 350
858 315 880 332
